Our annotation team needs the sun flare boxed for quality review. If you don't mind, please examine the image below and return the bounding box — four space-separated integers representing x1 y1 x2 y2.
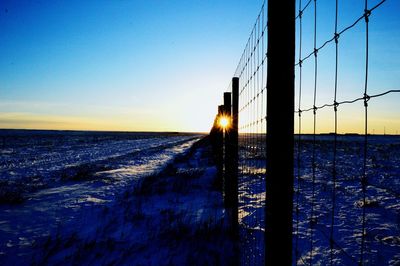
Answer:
219 116 230 129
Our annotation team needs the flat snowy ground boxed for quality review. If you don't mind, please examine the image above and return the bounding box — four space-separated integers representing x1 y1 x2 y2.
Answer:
0 132 235 265
237 135 400 266
3 130 398 265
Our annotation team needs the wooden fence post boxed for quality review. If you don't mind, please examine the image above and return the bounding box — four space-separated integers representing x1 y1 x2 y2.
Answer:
265 0 295 265
223 92 232 207
211 105 224 191
226 78 239 230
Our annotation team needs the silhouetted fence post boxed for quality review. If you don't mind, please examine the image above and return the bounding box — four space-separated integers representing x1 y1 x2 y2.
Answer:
225 78 239 230
231 77 239 229
265 0 295 265
223 92 232 209
211 105 224 191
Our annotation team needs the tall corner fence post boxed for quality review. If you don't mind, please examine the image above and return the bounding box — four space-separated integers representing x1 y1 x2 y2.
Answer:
265 0 295 265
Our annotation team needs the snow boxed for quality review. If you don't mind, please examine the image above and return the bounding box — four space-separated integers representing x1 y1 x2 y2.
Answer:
0 130 200 203
0 131 235 265
237 134 400 265
1 130 398 265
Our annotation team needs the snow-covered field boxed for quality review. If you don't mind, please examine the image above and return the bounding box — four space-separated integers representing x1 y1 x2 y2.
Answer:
0 130 198 201
0 130 233 264
238 135 400 265
1 130 398 265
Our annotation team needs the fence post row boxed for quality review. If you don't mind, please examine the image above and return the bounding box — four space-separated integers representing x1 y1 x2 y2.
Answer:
210 82 239 232
265 0 295 265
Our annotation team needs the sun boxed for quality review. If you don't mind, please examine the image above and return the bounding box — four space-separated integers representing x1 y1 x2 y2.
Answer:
219 116 230 129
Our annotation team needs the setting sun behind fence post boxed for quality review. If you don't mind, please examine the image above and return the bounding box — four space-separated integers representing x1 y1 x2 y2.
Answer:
218 116 230 130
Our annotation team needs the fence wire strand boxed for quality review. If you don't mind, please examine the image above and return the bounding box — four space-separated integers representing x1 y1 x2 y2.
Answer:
329 0 339 265
308 0 318 263
295 0 303 262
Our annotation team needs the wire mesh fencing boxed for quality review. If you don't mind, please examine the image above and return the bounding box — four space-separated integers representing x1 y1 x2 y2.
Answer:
211 0 399 265
294 0 400 265
233 2 268 265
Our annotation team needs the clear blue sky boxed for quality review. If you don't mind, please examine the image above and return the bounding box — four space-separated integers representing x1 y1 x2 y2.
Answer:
0 0 399 133
295 0 400 134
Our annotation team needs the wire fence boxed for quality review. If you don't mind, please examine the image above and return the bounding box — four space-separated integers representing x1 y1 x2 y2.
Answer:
233 2 267 265
294 0 400 265
213 0 400 265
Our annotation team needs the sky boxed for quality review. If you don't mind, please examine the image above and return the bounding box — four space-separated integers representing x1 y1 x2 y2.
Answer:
0 0 399 133
294 0 400 134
